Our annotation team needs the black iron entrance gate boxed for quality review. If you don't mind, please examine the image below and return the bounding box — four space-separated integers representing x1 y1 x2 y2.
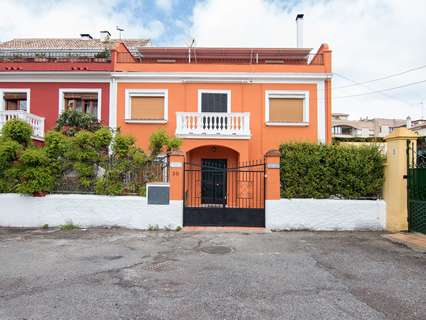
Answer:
183 159 265 227
407 140 426 234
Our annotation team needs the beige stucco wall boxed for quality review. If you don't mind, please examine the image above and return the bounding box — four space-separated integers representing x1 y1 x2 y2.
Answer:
383 128 417 232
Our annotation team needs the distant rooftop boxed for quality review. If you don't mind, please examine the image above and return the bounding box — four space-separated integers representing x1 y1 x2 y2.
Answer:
0 38 150 52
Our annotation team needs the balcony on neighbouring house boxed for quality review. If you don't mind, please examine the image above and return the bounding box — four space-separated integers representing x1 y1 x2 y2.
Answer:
176 112 251 139
0 110 45 139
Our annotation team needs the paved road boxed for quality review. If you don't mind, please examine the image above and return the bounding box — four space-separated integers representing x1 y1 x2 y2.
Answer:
0 229 425 320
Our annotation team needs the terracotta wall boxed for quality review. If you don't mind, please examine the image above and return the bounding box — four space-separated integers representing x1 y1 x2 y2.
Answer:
117 82 321 160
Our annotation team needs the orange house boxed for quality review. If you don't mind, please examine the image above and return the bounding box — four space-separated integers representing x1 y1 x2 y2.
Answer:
112 45 332 160
110 40 332 227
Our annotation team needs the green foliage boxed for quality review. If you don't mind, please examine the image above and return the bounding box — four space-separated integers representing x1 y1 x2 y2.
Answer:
55 110 101 136
0 139 23 192
1 124 158 197
1 119 32 146
147 224 159 231
42 224 49 230
94 127 113 150
167 136 183 151
149 129 182 156
94 49 111 59
60 221 79 230
95 133 147 196
15 148 54 194
0 139 22 170
280 143 385 199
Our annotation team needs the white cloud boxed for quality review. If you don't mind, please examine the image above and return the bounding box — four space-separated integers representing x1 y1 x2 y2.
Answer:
1 0 425 120
188 0 426 119
155 0 173 13
0 0 164 40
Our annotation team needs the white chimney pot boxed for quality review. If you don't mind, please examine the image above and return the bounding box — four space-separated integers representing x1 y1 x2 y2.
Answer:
296 14 304 48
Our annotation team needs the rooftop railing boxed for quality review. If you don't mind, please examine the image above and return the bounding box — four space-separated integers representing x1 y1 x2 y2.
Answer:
0 50 112 63
117 49 323 65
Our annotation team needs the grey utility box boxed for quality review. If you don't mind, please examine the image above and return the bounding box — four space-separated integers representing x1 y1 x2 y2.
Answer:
146 183 170 205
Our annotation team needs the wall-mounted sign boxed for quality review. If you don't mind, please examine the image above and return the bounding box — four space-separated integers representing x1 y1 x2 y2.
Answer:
170 162 183 168
267 163 280 169
147 183 170 205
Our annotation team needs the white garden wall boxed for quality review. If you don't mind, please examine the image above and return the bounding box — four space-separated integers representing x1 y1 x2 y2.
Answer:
0 194 182 229
266 199 386 231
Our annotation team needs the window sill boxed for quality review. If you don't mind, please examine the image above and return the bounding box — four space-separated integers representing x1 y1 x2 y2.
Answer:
265 122 309 127
125 119 168 124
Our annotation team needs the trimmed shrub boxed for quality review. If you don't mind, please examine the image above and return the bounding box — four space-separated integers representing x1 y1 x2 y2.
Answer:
1 119 33 146
0 139 23 192
15 148 54 194
280 143 385 199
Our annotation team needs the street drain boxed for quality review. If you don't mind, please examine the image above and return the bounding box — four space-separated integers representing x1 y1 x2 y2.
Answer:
103 255 123 261
200 245 232 255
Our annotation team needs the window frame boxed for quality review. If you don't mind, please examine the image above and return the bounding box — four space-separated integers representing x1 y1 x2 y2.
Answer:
198 89 231 113
0 88 31 113
58 88 102 120
125 89 168 124
265 90 309 126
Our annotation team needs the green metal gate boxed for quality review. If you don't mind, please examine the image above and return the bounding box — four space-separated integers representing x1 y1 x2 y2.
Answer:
407 140 426 233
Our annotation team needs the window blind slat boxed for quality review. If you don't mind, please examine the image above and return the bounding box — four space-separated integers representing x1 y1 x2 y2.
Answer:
131 96 165 120
269 98 304 122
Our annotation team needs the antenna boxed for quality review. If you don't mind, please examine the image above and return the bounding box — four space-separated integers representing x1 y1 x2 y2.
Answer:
116 26 124 39
187 38 196 64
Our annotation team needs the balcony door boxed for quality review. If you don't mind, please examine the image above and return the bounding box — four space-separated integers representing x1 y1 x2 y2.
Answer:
200 91 230 131
201 92 228 113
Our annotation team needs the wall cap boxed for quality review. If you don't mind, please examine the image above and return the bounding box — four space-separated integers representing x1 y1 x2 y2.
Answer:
384 128 417 141
265 149 281 157
168 149 184 156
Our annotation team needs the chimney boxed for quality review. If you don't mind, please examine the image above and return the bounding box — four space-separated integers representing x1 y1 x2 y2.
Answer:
296 14 304 48
100 30 111 42
80 33 93 40
406 116 412 128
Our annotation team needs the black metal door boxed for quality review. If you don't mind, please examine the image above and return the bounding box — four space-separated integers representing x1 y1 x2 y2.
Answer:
407 140 426 234
201 159 227 205
183 160 265 227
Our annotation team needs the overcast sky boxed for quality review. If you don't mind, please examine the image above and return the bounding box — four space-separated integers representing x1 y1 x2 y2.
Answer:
0 0 425 120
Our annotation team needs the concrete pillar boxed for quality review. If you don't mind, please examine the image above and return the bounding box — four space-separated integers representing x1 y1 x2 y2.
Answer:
168 150 185 201
384 128 417 232
265 149 281 200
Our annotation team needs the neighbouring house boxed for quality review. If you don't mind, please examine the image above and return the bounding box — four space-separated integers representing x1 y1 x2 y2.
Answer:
0 34 149 140
332 113 407 139
390 117 426 137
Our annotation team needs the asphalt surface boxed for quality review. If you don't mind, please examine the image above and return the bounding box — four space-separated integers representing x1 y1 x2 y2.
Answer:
0 228 425 320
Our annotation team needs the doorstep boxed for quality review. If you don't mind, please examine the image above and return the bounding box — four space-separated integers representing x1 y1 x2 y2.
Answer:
382 232 426 253
182 226 270 233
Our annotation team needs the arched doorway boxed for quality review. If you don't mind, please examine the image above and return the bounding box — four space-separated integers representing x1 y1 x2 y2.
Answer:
184 145 265 227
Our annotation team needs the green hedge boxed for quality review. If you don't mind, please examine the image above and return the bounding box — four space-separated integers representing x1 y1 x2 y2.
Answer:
280 143 385 199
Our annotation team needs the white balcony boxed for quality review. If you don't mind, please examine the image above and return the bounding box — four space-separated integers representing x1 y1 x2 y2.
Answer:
176 112 251 139
0 110 45 139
